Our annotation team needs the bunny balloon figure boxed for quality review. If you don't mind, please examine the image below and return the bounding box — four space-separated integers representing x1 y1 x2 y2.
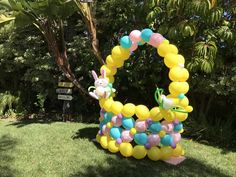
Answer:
88 69 116 100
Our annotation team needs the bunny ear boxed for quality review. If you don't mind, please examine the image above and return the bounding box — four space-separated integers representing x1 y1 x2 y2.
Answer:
102 69 106 78
92 70 98 80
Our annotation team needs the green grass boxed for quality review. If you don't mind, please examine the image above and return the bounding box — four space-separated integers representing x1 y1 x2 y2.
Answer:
0 119 235 177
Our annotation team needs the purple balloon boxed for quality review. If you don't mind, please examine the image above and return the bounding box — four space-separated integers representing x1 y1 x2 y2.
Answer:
117 113 123 119
145 143 151 149
146 118 153 125
116 138 122 144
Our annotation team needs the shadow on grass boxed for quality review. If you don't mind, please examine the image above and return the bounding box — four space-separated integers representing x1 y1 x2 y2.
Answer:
6 119 56 128
68 155 230 177
70 128 232 177
0 135 19 177
71 127 99 140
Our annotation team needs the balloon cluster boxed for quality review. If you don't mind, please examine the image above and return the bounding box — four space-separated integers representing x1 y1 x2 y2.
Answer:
97 109 185 160
89 28 193 161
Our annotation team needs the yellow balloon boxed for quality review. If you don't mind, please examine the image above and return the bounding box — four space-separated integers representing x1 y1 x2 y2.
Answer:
178 54 185 65
111 45 130 60
147 147 162 161
179 96 189 107
130 128 137 135
158 44 178 57
169 67 189 82
157 43 169 57
135 105 150 120
96 134 101 143
159 130 166 138
122 103 136 117
169 82 189 96
150 107 163 121
99 98 106 108
160 146 173 160
111 101 123 115
103 99 114 112
106 122 113 129
180 68 189 82
100 65 117 76
172 144 183 157
164 54 179 68
100 136 109 149
106 55 116 67
119 142 133 157
108 140 119 153
132 145 147 159
162 39 170 44
108 76 115 83
161 109 175 122
113 58 124 68
175 112 188 122
171 98 179 105
110 67 117 76
185 105 193 112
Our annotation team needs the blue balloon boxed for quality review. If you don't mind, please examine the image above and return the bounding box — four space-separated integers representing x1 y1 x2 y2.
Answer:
120 36 132 49
122 117 135 129
148 121 162 133
103 112 113 123
174 123 183 132
178 93 185 99
161 134 173 146
99 122 106 130
110 127 122 139
134 133 148 145
141 28 153 42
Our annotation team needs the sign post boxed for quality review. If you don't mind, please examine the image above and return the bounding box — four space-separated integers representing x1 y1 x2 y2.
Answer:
57 81 74 122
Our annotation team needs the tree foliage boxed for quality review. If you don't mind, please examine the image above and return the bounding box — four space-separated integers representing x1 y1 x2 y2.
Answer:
146 0 236 73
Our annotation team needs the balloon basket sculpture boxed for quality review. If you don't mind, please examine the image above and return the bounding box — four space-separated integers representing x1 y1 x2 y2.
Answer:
88 28 193 162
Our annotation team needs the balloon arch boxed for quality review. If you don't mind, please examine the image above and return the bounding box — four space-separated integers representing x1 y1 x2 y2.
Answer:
88 28 193 161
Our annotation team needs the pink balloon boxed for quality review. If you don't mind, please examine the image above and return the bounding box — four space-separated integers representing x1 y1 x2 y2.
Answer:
130 42 138 52
161 121 174 133
148 33 165 47
135 120 148 132
148 134 160 146
121 130 133 142
172 132 181 144
111 116 122 127
129 30 141 43
102 125 110 135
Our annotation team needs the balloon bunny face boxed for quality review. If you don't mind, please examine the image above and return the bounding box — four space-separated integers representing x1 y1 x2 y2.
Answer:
89 69 116 100
92 70 108 87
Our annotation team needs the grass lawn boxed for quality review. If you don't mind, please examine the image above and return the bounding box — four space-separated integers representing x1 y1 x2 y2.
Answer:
0 119 235 177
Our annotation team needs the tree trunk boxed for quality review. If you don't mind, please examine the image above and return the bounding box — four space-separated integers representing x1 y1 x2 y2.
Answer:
37 20 90 97
75 1 105 65
55 47 89 97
